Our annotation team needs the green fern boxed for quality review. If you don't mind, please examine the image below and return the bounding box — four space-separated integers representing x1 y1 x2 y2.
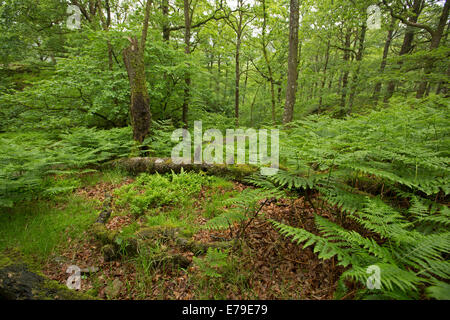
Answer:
269 102 450 300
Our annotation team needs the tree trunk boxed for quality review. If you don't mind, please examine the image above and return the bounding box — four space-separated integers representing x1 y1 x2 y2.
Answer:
242 60 249 105
348 19 367 114
384 0 422 103
162 0 170 41
261 0 276 125
373 17 395 103
122 0 152 144
339 29 352 113
234 18 242 127
182 0 191 127
283 0 299 124
235 37 241 126
318 40 330 112
416 0 450 98
123 39 151 143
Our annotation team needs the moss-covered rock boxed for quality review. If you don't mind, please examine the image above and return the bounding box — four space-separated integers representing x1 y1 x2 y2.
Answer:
91 223 119 244
0 249 95 300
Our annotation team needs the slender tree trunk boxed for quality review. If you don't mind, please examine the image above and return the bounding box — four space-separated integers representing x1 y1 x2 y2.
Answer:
384 0 422 103
242 60 249 105
235 35 241 126
182 0 191 127
416 0 450 98
250 86 259 127
339 29 351 113
122 0 152 143
373 17 395 103
348 19 367 114
234 4 243 127
162 0 170 41
224 61 229 103
318 40 330 112
436 22 450 95
283 0 299 124
261 0 276 125
217 54 221 97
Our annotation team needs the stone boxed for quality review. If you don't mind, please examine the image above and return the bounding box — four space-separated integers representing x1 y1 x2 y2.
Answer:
104 278 123 299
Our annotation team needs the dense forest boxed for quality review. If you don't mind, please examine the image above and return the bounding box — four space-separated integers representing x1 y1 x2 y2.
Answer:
0 0 449 301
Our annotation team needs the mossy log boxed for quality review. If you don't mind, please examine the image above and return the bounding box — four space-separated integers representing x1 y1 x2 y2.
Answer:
146 253 191 270
91 223 138 261
106 157 258 181
92 225 232 263
136 226 233 256
174 237 233 255
95 193 112 224
0 249 94 300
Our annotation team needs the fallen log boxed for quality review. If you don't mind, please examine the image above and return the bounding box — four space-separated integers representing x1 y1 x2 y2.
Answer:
0 249 94 300
106 157 258 181
136 226 233 255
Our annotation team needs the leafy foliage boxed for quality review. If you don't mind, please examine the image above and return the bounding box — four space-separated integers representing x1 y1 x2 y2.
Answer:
265 100 450 299
114 170 215 216
193 248 230 278
204 188 283 231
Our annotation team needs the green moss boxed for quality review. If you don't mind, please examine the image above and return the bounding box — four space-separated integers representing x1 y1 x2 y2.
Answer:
38 279 96 300
91 223 118 244
0 255 13 268
0 248 41 273
0 249 96 300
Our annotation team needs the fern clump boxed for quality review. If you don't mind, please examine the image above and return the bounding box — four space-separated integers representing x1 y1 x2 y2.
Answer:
0 125 177 208
114 170 215 215
266 101 449 300
193 248 230 278
204 188 283 233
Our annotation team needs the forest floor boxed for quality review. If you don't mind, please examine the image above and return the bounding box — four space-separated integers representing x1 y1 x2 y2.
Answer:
1 169 350 300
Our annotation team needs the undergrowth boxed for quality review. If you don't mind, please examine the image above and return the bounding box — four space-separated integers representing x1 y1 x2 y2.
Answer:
250 99 449 300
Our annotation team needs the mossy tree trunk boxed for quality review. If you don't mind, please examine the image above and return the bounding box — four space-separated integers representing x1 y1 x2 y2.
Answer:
123 0 152 144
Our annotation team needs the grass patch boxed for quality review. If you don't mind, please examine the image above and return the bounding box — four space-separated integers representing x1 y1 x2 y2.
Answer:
0 194 98 260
